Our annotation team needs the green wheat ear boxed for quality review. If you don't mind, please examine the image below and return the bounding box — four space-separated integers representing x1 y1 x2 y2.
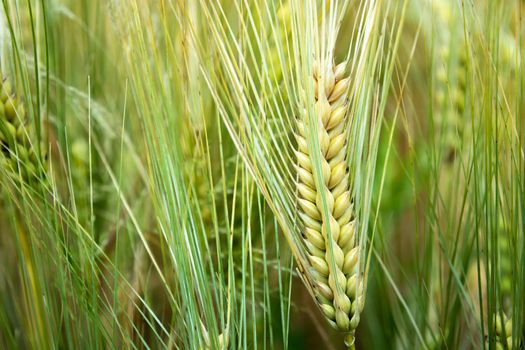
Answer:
432 0 469 165
297 59 364 348
493 220 516 350
0 74 46 185
494 312 513 350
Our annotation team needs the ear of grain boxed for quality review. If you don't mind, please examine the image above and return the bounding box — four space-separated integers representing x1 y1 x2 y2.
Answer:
467 221 517 350
493 221 515 350
297 60 365 347
433 1 468 165
494 312 513 350
0 74 44 184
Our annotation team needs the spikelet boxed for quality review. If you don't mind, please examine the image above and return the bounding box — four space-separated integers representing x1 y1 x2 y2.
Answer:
296 59 364 347
0 74 44 184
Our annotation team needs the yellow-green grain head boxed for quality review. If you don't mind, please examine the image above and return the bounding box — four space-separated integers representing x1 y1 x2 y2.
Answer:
494 313 514 350
432 0 469 164
0 74 45 184
296 59 365 348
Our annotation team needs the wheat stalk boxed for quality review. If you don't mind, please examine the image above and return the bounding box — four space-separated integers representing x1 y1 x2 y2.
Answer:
296 59 365 347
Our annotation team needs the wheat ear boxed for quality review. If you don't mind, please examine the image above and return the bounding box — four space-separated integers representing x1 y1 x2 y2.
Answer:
494 313 513 350
296 60 365 347
492 222 515 350
0 74 43 183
